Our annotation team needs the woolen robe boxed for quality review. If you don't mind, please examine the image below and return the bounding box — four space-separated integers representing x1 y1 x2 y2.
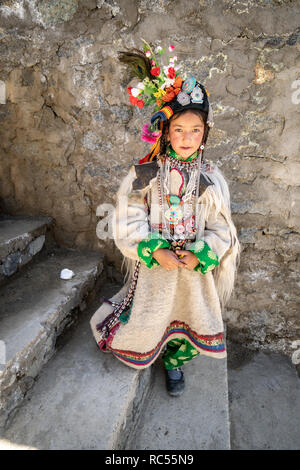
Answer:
90 157 241 369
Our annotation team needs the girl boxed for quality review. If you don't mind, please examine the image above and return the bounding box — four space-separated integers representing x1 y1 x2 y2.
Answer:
90 44 241 396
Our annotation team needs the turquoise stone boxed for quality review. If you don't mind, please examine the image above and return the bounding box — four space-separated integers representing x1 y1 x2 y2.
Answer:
169 195 181 205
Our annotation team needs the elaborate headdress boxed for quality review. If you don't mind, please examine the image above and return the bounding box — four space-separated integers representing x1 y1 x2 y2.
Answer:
119 40 214 163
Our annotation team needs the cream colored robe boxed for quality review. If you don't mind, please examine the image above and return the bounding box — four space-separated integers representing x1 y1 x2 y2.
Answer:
90 159 241 369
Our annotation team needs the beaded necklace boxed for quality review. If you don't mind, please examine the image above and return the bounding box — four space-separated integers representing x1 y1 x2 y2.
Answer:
157 148 202 247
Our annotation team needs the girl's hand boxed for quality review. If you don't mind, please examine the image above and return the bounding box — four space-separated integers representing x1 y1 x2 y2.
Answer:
152 248 184 271
175 249 200 270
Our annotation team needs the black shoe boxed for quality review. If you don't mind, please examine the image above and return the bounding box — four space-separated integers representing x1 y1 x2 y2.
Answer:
165 367 185 396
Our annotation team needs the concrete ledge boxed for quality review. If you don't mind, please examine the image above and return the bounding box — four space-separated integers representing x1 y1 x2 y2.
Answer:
1 304 152 450
0 215 54 283
0 246 103 430
127 354 231 450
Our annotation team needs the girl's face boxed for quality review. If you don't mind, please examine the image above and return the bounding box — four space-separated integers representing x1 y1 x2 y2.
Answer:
167 111 205 160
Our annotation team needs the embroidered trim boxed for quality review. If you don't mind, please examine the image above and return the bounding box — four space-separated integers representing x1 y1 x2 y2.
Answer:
188 240 220 274
137 232 171 268
105 321 225 366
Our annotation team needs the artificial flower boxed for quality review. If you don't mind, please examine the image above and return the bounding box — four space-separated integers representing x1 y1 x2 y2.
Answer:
169 45 175 52
168 67 175 79
127 86 132 95
173 75 183 88
154 89 166 99
161 89 176 102
129 95 138 106
137 99 145 109
145 50 151 57
160 77 175 89
150 67 161 77
141 123 162 143
161 76 183 102
131 87 142 97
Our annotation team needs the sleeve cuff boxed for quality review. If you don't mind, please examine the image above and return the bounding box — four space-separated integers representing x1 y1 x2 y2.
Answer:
137 232 171 269
187 239 220 274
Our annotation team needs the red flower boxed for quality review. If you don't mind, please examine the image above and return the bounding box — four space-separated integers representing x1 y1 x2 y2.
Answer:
150 67 161 77
127 86 133 95
129 95 138 106
168 67 175 79
162 90 176 102
137 99 145 109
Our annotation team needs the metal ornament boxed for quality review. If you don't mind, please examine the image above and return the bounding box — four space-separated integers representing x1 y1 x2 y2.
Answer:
164 205 183 224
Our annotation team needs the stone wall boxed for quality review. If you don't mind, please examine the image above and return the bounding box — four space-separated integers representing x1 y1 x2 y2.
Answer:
0 0 299 358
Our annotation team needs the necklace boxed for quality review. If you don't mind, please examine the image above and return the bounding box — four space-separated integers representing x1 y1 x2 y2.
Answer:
157 153 201 245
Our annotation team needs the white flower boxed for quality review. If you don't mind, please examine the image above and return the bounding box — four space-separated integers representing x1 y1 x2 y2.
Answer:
156 46 163 53
137 82 145 90
131 87 141 97
160 78 175 89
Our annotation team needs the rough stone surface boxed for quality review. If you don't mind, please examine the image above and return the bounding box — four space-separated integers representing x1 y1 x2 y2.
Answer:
0 1 299 357
0 215 53 283
127 354 230 450
0 285 152 450
0 245 103 430
227 340 300 450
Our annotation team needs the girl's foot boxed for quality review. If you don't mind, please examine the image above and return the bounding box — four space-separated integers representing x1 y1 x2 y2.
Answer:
165 367 185 396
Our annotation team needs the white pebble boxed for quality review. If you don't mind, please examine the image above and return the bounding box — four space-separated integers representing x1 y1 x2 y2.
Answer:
60 268 75 280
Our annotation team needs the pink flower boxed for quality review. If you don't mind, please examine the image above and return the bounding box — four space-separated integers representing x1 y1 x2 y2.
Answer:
141 123 162 143
145 50 151 57
169 44 175 52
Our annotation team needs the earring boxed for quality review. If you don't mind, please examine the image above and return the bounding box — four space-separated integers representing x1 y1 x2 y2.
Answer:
200 144 205 150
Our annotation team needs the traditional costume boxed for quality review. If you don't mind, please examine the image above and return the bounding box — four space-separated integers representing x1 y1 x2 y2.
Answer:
90 42 241 371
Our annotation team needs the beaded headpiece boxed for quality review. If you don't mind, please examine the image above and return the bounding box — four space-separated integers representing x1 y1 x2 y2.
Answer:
119 40 214 162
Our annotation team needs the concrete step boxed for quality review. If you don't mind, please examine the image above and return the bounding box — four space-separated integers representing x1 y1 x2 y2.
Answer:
0 288 152 450
127 352 231 450
0 245 104 430
0 214 54 285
